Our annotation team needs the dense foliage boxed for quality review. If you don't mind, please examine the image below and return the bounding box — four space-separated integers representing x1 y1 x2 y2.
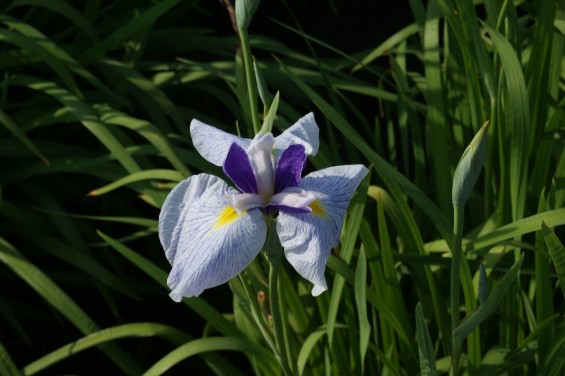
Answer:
1 0 564 374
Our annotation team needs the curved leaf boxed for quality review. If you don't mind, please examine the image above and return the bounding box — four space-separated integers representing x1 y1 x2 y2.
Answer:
23 323 191 375
0 236 140 374
415 302 437 376
88 169 184 196
466 209 565 253
542 221 565 300
143 337 277 376
0 340 19 376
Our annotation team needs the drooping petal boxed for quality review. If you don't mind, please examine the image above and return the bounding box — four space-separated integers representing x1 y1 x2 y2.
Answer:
159 174 226 265
223 192 265 212
276 165 368 295
190 119 251 166
274 113 319 158
223 143 257 194
269 187 315 214
275 144 306 192
165 181 267 301
247 133 275 199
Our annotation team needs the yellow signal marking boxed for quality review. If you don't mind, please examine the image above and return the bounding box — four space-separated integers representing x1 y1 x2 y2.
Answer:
309 200 328 219
213 206 245 229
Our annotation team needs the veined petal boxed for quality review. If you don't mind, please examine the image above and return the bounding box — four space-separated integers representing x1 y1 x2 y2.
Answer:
159 174 225 265
190 119 251 166
276 165 368 295
223 143 257 194
275 144 306 192
247 133 275 199
269 187 315 213
274 113 319 158
166 183 267 301
223 192 265 212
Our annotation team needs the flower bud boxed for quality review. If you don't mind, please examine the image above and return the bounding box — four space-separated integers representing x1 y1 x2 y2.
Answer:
452 121 489 207
236 0 261 30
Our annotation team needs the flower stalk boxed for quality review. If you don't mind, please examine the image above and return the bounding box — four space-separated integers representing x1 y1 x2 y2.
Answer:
236 0 261 134
159 111 367 375
450 204 464 374
450 120 489 374
269 262 293 376
264 220 294 375
238 273 277 353
239 28 260 134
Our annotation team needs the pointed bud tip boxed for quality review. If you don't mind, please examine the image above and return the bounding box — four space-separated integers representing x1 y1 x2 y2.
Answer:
452 120 489 207
235 0 261 30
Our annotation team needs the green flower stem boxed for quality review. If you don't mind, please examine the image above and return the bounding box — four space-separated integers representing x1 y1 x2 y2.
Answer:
263 220 294 376
451 205 465 374
269 262 293 376
238 27 260 134
238 274 277 354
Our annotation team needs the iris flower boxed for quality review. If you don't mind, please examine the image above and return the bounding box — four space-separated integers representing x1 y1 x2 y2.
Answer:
159 113 368 301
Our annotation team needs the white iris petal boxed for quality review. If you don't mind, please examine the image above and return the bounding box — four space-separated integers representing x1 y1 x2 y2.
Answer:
270 187 316 209
161 113 367 300
223 193 265 212
190 119 251 166
162 173 266 301
273 112 319 159
276 165 368 296
159 174 226 265
190 113 319 168
247 133 276 200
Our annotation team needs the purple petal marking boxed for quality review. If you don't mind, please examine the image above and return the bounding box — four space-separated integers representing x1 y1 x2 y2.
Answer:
275 144 306 193
267 203 312 215
223 143 257 194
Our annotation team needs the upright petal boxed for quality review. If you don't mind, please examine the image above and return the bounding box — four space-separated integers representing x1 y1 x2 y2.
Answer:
190 119 251 166
247 133 275 199
159 174 225 264
274 113 319 158
165 181 267 301
223 142 258 194
276 165 368 295
275 144 306 192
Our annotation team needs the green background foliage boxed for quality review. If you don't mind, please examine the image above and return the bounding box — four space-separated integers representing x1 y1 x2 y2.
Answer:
0 0 564 374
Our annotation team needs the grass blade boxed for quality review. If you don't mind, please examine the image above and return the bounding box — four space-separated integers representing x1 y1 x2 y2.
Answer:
326 173 368 347
484 24 530 220
87 169 184 196
10 75 140 173
415 302 437 376
297 328 326 376
465 209 565 253
0 340 19 376
259 91 279 134
0 109 48 164
143 337 277 376
0 236 141 374
276 56 453 244
423 0 450 216
453 253 524 344
80 0 182 63
0 28 79 95
354 247 370 372
352 23 419 73
535 196 555 366
23 323 191 375
97 230 243 338
542 221 565 300
0 15 122 104
7 0 99 43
